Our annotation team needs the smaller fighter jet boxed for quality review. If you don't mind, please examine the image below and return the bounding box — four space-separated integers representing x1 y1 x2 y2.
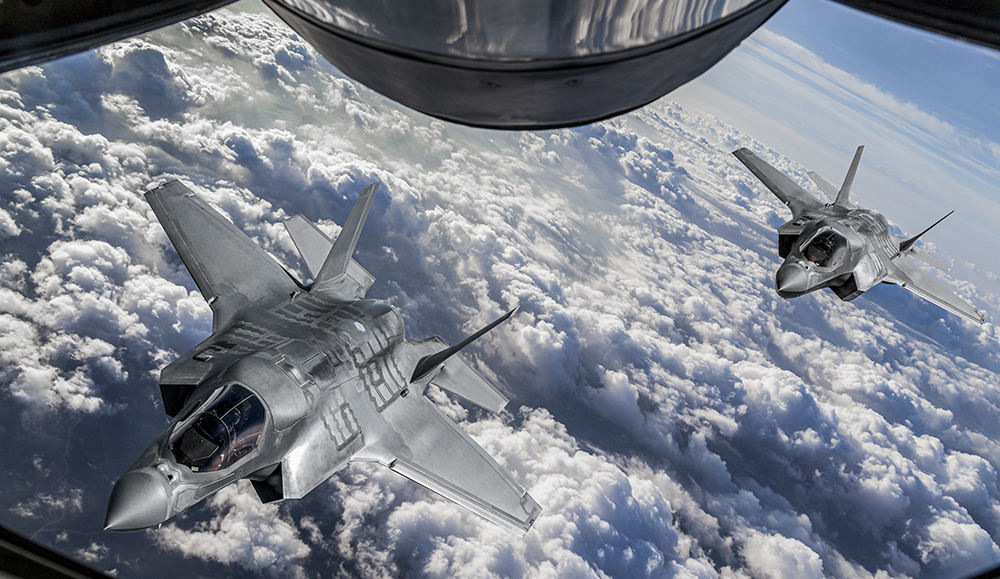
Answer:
733 145 985 325
104 180 540 534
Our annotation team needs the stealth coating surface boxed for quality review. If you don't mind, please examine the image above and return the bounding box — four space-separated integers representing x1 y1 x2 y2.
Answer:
733 146 985 325
108 180 539 536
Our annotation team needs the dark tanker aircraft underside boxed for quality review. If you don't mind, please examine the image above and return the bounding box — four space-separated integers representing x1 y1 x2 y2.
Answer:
2 0 998 128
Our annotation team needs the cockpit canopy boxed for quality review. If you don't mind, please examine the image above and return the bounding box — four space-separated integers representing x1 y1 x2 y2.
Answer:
802 230 849 269
169 384 266 473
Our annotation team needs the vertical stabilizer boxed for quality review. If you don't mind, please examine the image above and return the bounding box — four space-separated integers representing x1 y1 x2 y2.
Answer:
284 215 376 293
835 145 864 206
285 215 335 277
807 171 839 202
311 182 379 299
899 211 953 254
411 307 517 384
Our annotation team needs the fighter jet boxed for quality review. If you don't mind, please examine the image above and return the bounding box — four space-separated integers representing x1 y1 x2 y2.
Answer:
733 146 985 325
104 180 541 534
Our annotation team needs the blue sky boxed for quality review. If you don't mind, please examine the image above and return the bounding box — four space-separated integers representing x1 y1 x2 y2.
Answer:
767 0 1000 140
673 0 1000 304
685 0 1000 151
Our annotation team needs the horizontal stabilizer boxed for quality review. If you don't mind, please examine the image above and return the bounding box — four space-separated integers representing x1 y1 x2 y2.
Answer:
377 395 541 535
807 171 839 202
886 258 984 325
145 181 299 332
908 245 950 272
312 183 379 299
732 148 823 217
411 308 517 384
404 338 508 413
835 145 864 206
283 214 375 294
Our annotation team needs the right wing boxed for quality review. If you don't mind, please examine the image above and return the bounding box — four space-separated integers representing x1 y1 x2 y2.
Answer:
732 148 824 217
146 181 299 331
374 393 541 536
886 257 985 325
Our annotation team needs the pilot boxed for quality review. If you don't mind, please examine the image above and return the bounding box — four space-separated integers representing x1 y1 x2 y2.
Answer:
169 384 266 473
803 231 844 267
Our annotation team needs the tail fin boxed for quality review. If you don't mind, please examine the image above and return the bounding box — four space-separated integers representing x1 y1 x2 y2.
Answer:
900 210 953 254
807 171 839 202
311 182 379 299
284 215 376 293
285 215 335 277
835 145 864 206
410 307 517 384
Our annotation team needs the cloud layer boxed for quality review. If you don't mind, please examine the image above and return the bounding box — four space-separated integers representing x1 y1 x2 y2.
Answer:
1 3 1000 579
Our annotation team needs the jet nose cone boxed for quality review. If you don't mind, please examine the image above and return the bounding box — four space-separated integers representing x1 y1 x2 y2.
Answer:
775 263 809 297
104 470 170 532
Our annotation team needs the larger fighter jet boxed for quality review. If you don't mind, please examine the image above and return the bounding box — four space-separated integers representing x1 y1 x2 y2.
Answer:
104 181 541 534
733 146 985 325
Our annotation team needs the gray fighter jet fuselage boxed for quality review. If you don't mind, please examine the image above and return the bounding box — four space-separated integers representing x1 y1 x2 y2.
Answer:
733 145 985 325
104 181 541 535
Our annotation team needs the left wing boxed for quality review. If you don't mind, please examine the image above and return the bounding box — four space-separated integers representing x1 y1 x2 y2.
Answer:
732 148 825 218
146 181 299 331
886 258 985 325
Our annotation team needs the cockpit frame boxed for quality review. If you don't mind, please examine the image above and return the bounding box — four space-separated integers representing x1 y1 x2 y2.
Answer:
798 227 850 269
167 383 268 474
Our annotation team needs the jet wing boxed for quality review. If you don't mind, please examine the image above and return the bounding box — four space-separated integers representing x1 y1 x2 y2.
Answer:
886 258 985 325
374 395 541 535
732 148 824 217
146 181 299 331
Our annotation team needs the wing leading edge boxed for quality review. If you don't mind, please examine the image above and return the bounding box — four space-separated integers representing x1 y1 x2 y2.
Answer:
732 148 824 217
886 258 985 325
146 181 299 331
377 394 541 535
